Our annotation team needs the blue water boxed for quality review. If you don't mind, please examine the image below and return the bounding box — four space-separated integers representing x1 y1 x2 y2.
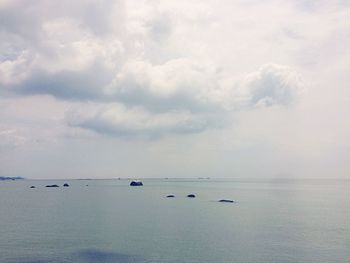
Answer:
0 179 349 263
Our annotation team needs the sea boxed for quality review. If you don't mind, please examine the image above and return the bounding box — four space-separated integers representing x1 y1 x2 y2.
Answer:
0 178 349 263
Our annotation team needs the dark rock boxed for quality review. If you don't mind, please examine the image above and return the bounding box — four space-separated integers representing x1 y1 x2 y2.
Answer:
130 181 143 186
30 186 36 188
63 183 69 187
187 194 196 198
166 195 175 198
219 199 234 203
46 184 59 188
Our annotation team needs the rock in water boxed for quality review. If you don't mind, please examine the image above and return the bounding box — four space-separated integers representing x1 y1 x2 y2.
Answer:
219 199 234 203
63 183 69 187
166 195 175 198
46 184 59 188
187 194 196 198
30 186 36 188
130 181 143 186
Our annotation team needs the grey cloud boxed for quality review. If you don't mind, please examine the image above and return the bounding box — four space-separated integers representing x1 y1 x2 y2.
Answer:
244 64 302 107
5 59 302 137
10 57 224 113
76 114 209 139
0 0 303 138
146 14 173 41
293 0 350 13
0 0 123 38
65 62 303 138
15 62 115 100
66 104 224 139
103 59 224 113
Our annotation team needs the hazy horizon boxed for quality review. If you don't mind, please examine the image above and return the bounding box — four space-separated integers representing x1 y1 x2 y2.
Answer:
1 0 350 179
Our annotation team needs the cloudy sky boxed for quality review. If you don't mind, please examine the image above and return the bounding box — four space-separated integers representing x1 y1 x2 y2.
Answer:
0 0 349 179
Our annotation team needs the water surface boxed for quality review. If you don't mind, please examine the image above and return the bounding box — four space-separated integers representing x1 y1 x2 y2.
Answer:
0 178 349 263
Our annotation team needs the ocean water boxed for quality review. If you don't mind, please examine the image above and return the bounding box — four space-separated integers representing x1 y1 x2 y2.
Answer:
0 178 349 263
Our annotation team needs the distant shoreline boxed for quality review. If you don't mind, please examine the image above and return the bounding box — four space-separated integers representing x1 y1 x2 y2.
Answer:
0 176 25 181
2 177 350 182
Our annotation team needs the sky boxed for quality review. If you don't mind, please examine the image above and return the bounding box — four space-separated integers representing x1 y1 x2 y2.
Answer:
0 0 350 179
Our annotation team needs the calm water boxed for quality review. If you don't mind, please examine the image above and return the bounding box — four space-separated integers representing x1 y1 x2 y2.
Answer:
0 179 349 263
